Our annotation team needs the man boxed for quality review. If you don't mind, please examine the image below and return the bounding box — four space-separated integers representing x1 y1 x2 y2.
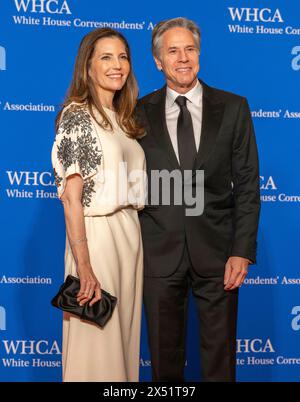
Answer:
137 17 260 382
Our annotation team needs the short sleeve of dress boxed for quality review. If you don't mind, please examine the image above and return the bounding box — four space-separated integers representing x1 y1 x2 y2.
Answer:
51 103 103 199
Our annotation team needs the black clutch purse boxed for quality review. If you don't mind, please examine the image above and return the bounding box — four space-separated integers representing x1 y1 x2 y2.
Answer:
51 274 117 328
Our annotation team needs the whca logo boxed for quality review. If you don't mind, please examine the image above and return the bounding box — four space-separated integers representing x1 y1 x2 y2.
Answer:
228 7 284 23
0 46 6 71
14 0 71 14
0 306 6 331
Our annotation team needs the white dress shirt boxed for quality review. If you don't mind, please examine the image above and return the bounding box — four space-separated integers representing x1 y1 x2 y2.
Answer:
165 80 203 162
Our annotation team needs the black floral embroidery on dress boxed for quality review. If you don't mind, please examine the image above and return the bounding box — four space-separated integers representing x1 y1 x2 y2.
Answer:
59 104 92 136
57 137 76 170
82 178 96 207
76 132 102 177
56 104 102 186
53 168 63 189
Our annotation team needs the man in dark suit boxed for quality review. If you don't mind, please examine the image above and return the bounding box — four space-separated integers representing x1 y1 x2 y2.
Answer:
137 17 260 382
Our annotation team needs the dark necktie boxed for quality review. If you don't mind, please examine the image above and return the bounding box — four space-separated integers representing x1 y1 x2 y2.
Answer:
175 96 197 171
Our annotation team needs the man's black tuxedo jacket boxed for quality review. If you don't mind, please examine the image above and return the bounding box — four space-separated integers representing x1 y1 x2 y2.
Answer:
137 80 260 277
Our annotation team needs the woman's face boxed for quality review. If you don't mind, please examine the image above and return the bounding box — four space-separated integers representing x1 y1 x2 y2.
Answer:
88 37 130 96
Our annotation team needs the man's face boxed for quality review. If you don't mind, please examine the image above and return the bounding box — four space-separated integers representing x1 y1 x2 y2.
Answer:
154 27 200 93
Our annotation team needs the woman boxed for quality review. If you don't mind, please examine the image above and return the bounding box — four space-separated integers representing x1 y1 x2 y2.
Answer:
51 28 146 382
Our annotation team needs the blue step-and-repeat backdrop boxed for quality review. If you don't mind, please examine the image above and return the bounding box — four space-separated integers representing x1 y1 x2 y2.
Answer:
0 0 300 382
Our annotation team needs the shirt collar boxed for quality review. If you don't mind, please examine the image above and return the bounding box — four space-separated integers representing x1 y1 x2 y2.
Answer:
166 80 202 109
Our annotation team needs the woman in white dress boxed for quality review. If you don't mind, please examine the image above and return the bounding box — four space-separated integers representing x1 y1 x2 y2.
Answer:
51 28 146 382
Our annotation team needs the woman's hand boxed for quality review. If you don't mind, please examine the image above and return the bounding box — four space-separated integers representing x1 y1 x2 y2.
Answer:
76 265 102 307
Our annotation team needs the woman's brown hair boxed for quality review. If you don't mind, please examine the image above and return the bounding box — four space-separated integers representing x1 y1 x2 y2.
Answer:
56 28 143 138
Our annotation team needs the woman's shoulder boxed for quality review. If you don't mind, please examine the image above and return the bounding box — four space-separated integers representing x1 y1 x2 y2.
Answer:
58 101 93 133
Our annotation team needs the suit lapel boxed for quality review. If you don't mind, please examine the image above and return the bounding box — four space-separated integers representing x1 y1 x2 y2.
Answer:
194 81 225 170
145 87 180 170
144 81 225 171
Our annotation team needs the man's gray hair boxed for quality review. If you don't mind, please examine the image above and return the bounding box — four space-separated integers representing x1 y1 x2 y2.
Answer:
152 17 201 59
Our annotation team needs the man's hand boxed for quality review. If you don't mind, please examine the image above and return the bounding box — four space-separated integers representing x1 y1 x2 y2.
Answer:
224 256 250 290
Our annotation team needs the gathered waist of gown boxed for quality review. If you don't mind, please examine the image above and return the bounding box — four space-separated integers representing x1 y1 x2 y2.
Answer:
83 203 144 218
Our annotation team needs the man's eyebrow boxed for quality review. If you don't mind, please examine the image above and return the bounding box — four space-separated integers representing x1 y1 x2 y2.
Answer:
167 45 197 50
